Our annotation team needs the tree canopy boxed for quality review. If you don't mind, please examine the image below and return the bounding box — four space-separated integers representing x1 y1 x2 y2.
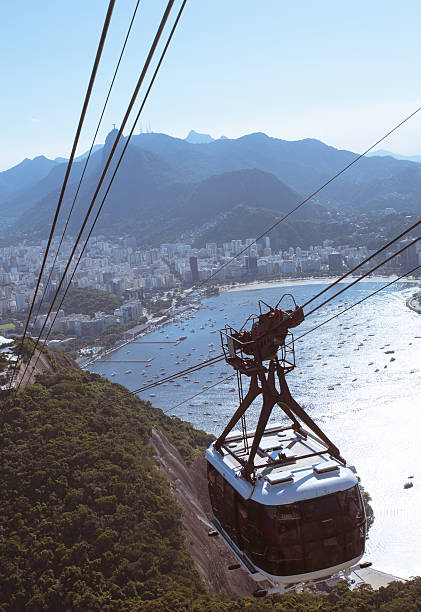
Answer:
44 287 123 317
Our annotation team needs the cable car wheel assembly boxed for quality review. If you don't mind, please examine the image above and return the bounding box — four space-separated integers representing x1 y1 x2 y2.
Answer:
206 297 367 593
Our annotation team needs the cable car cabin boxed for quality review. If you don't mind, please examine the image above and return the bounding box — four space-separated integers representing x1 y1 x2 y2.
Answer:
206 424 366 585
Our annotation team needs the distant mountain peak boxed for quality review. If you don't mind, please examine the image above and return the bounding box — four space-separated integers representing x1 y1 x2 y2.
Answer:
367 149 421 163
185 130 214 144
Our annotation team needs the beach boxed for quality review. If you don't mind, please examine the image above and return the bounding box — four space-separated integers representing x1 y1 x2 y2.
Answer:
222 275 417 293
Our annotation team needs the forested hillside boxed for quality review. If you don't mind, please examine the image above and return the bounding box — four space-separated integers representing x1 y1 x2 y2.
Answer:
1 368 420 610
6 131 421 246
41 287 123 317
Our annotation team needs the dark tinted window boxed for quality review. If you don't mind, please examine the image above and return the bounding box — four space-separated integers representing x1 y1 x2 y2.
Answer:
207 466 366 577
301 494 341 520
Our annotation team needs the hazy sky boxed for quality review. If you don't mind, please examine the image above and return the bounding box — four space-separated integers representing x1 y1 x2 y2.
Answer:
1 0 421 170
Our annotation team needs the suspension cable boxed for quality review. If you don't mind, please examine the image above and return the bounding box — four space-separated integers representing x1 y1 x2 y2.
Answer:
294 265 420 345
159 266 419 416
18 1 187 388
127 241 419 396
17 0 179 388
302 220 420 309
9 0 116 388
30 0 142 332
130 354 224 394
191 107 421 290
37 0 188 354
305 236 420 316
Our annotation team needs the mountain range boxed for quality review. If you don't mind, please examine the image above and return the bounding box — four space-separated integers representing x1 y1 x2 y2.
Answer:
1 130 420 247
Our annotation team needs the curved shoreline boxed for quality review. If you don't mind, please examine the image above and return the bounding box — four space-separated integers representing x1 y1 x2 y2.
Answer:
406 293 421 314
221 274 414 293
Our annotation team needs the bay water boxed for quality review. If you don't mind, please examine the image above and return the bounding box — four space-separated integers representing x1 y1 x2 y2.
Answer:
88 280 421 579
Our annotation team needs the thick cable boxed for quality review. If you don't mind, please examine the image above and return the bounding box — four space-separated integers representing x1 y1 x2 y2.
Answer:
131 354 224 394
25 0 187 382
17 0 179 388
62 268 419 464
163 266 420 417
31 0 142 331
192 106 421 290
302 220 420 309
119 241 420 396
305 236 420 316
18 0 187 388
159 374 235 415
294 265 420 345
10 0 115 387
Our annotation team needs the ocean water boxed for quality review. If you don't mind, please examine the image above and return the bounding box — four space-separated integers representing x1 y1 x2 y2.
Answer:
88 280 421 579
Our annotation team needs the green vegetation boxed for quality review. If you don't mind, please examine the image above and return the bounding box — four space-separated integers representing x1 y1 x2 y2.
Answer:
52 316 148 360
0 368 211 611
0 322 15 330
44 287 123 317
0 366 418 610
9 336 47 361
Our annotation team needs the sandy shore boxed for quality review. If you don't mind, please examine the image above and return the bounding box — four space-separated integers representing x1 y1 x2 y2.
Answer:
222 275 418 293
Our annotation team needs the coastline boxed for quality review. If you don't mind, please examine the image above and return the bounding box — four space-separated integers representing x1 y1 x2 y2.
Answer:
81 274 419 367
406 293 421 314
220 274 412 293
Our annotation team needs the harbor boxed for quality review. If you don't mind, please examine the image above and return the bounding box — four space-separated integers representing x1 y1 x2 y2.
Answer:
87 279 421 580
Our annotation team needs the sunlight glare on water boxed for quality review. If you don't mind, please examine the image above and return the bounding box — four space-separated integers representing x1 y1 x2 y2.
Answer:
88 280 421 579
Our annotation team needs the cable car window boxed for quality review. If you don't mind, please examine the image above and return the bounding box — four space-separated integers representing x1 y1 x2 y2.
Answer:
301 494 340 521
305 532 346 572
265 543 304 576
236 499 248 550
344 525 365 560
338 486 364 529
246 502 266 558
207 464 224 520
269 505 301 545
223 480 237 539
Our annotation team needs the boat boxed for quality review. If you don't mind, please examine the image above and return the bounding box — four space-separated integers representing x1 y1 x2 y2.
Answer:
125 369 132 374
111 372 116 377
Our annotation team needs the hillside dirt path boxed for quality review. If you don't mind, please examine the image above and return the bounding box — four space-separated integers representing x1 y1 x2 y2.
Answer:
150 428 266 598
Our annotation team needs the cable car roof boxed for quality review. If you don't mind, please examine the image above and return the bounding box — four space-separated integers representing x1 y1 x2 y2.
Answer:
206 422 358 506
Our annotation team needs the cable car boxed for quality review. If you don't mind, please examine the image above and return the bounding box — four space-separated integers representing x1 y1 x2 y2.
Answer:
206 297 366 588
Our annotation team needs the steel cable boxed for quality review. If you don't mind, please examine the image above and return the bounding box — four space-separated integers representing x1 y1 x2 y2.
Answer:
30 0 142 333
127 241 419 395
305 236 420 316
160 265 420 415
17 0 182 388
191 107 421 290
10 0 116 387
